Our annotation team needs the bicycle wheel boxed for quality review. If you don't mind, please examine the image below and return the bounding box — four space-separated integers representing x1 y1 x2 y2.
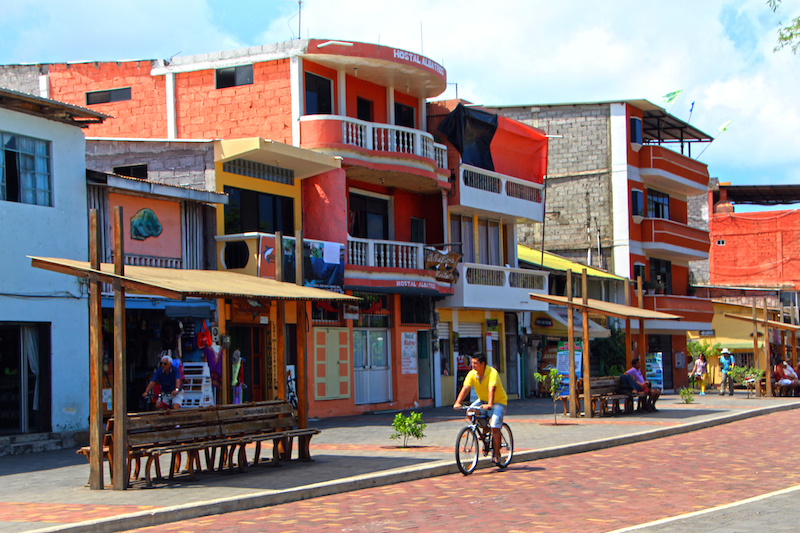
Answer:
497 423 514 468
455 427 479 475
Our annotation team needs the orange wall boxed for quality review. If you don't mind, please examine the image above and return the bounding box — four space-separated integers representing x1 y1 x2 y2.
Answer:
49 61 167 138
345 76 387 122
670 197 688 225
108 193 182 258
711 210 800 289
175 59 292 141
627 104 643 167
671 264 688 296
303 168 348 244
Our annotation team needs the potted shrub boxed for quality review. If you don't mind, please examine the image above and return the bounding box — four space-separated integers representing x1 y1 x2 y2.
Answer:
643 281 657 295
655 281 666 294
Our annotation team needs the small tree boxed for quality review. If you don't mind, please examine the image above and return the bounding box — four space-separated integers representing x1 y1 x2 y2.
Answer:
390 411 427 448
687 340 722 361
534 368 564 425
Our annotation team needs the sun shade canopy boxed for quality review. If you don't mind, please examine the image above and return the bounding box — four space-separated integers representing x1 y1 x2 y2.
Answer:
30 257 359 302
529 293 681 321
723 313 800 332
518 246 623 280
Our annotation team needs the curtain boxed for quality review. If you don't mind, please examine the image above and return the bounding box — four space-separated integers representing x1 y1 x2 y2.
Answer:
462 217 474 263
22 326 39 411
488 221 501 266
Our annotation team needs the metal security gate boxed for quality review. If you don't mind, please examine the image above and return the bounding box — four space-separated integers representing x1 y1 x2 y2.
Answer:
353 328 391 404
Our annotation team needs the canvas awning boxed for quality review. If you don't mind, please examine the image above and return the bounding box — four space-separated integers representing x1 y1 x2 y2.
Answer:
529 308 610 338
529 293 681 321
29 257 358 302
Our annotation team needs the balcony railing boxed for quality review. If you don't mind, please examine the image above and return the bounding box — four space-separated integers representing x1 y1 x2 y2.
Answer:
639 145 709 189
640 218 709 256
457 164 545 222
301 115 448 169
347 236 426 269
447 262 548 310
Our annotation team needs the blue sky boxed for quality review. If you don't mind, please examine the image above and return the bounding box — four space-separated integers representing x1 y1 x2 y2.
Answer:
2 0 799 208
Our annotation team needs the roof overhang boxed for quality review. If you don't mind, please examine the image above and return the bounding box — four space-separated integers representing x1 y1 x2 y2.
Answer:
87 170 229 204
214 138 341 180
30 256 358 302
716 184 800 205
529 307 610 338
724 313 800 332
529 293 681 321
518 246 623 280
0 87 108 128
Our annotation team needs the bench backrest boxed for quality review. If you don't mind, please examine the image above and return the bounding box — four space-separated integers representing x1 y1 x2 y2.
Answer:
576 376 623 395
216 402 296 437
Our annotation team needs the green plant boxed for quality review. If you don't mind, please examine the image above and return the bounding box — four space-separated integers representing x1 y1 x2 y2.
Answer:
534 367 564 425
390 411 427 447
643 280 657 292
679 386 695 403
729 366 765 385
593 327 626 376
688 340 721 361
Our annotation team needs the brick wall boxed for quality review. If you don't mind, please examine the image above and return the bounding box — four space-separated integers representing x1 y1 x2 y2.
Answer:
175 59 292 141
0 65 45 96
85 140 215 190
49 61 167 138
493 104 614 271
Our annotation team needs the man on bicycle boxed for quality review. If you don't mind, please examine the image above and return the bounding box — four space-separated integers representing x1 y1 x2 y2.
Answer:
453 353 507 466
143 354 183 409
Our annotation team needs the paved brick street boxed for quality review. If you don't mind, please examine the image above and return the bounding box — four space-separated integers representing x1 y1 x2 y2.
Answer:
123 410 800 533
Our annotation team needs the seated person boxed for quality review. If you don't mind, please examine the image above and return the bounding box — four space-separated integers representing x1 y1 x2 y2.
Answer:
625 358 661 412
143 354 184 409
775 361 800 396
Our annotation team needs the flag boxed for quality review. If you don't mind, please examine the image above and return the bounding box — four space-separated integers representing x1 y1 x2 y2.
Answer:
718 120 732 132
689 102 695 113
662 90 682 105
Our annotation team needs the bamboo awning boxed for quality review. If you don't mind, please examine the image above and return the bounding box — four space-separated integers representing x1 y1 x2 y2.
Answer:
29 256 358 302
529 293 682 321
724 313 800 331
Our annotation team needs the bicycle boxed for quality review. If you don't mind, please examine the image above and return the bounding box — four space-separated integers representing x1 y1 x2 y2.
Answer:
455 403 513 475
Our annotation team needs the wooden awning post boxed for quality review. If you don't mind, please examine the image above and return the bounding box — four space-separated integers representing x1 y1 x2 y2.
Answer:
581 269 591 417
295 230 308 429
753 299 760 397
637 276 646 380
764 297 772 397
566 270 577 418
793 299 798 368
624 279 632 371
112 206 128 490
88 210 104 490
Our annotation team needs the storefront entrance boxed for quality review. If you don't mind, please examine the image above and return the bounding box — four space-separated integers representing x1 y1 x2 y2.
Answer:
229 325 269 403
353 327 391 404
0 324 50 435
417 330 432 400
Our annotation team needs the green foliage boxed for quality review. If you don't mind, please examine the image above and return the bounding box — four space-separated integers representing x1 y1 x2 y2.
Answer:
728 366 765 385
390 411 427 448
593 327 626 376
769 0 800 54
687 340 721 360
534 368 564 424
679 386 695 404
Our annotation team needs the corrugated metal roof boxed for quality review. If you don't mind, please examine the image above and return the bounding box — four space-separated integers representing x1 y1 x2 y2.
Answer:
518 246 623 280
0 87 108 127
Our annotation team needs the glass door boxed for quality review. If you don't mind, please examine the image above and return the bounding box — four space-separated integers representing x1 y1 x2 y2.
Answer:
353 329 392 404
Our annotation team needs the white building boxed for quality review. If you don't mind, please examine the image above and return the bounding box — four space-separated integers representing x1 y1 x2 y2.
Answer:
0 88 106 442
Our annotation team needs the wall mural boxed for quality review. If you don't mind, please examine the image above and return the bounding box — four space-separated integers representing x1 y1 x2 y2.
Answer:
130 208 163 241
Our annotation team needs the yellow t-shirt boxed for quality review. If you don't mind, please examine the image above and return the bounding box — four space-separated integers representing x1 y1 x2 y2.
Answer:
464 366 508 405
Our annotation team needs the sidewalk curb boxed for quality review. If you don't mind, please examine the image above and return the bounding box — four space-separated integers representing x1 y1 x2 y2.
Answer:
29 402 800 533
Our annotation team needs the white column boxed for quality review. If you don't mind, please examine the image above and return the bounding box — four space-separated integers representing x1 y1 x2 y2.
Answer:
418 95 427 132
610 103 632 278
387 86 395 124
290 57 304 147
337 69 347 116
166 72 177 140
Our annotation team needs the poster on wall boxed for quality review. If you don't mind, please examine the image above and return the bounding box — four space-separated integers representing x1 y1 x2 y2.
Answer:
646 352 664 389
259 235 345 292
108 193 182 259
401 332 418 374
556 341 582 396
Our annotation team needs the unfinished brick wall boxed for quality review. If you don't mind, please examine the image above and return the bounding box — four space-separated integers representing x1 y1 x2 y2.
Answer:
0 65 45 96
174 59 292 142
49 61 167 138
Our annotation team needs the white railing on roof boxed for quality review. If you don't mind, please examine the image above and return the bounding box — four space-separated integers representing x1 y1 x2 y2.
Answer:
347 236 426 269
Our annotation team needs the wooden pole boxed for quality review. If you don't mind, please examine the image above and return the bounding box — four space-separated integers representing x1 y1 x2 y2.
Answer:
793 299 798 368
638 276 646 380
581 269 591 417
625 279 632 371
764 297 772 397
753 299 760 398
295 230 308 429
567 270 577 418
88 210 104 490
111 206 128 490
275 231 283 283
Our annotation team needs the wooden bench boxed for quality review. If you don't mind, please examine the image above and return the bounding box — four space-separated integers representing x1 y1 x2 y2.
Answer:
558 376 647 417
78 400 319 487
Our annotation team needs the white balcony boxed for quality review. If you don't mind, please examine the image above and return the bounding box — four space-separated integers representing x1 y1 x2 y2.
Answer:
443 262 549 311
457 164 544 222
347 236 426 269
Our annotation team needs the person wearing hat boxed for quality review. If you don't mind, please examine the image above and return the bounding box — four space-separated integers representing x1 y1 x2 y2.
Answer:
719 348 736 396
143 354 183 409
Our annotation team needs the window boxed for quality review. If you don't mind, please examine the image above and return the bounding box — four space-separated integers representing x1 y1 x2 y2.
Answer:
1 131 51 206
113 164 147 180
400 296 431 325
631 189 644 217
647 189 670 219
305 72 333 115
717 239 726 246
450 214 474 263
223 186 294 235
633 263 646 285
394 103 415 128
410 217 426 244
630 116 643 145
357 97 374 122
349 193 389 240
478 218 501 266
649 258 672 294
216 65 253 89
86 87 132 105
